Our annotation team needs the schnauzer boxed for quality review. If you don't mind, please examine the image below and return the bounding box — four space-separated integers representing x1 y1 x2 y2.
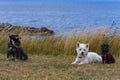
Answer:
7 35 28 61
101 44 115 64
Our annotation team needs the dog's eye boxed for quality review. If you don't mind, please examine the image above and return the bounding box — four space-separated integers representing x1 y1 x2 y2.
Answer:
84 49 86 51
79 49 81 51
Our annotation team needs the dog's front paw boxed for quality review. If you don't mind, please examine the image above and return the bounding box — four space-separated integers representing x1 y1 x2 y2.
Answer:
71 61 77 64
15 59 20 61
78 62 85 65
6 58 10 61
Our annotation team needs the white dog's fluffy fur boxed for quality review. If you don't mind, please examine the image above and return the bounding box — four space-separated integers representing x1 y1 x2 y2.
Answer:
72 42 102 65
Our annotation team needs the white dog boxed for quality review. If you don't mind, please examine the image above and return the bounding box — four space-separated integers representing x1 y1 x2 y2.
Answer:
72 42 102 65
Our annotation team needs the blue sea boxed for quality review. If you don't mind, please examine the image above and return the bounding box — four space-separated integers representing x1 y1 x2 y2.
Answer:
0 2 120 35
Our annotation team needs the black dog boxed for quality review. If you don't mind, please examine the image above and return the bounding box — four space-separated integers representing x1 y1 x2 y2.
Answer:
7 35 28 61
101 44 115 64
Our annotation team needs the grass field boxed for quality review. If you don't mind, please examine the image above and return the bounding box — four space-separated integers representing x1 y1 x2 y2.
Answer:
0 54 120 80
0 28 120 80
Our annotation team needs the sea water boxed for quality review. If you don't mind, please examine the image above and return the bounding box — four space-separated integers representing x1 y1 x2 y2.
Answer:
0 2 120 35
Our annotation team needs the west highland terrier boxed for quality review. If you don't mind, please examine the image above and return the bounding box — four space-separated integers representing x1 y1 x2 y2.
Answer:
72 42 102 65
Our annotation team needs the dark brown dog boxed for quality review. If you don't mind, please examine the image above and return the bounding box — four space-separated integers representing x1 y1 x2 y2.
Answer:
101 44 115 64
7 35 28 61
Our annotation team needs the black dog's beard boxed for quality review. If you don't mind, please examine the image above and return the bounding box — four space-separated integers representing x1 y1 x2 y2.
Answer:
102 50 108 54
11 39 21 47
14 41 21 47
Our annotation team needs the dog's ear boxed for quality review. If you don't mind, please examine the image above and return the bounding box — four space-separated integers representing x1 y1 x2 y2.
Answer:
76 42 80 48
9 35 12 39
86 43 89 48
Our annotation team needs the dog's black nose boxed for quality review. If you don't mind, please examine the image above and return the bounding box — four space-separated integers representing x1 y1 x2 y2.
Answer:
81 52 84 55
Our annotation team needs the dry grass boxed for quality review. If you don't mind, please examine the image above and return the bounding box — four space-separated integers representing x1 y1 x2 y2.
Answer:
0 54 120 80
0 27 120 56
0 28 120 80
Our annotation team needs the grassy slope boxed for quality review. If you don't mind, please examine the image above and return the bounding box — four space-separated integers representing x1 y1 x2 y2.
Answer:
0 54 120 80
